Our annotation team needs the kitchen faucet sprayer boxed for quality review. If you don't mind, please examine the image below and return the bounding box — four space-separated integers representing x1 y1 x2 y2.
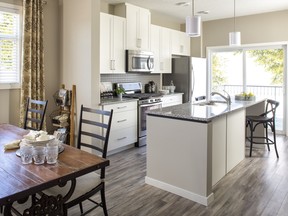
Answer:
211 90 231 105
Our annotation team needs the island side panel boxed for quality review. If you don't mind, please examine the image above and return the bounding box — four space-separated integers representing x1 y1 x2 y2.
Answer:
146 115 213 205
212 115 227 186
226 109 246 172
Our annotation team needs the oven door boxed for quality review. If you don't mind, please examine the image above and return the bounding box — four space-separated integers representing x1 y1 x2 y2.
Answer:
138 102 162 138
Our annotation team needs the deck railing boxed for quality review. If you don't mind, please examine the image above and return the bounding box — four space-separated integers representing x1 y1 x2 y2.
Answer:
221 84 284 130
222 85 283 102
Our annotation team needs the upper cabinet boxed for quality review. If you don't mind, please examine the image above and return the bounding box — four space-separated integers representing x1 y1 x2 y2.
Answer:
171 29 190 56
115 3 151 51
151 25 171 74
100 13 126 74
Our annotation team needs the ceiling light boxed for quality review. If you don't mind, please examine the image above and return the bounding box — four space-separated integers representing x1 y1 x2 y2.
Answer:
186 0 201 37
229 0 241 46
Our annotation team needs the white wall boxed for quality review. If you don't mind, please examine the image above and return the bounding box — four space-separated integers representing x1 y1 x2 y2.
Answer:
197 10 288 57
61 0 100 143
44 0 61 131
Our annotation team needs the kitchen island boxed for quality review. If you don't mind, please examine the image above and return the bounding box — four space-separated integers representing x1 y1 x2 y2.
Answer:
145 99 266 206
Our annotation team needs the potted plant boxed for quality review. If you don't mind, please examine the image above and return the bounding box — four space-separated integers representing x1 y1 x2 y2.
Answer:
115 86 125 99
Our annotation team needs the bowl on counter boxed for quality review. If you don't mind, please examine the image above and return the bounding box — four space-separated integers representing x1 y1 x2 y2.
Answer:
159 89 169 95
162 86 176 93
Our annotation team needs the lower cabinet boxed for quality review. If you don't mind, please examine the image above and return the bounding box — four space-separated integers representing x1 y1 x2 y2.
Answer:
161 94 183 108
102 101 137 152
212 108 245 186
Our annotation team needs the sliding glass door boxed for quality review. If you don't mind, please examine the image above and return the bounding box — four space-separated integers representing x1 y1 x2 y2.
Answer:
207 43 287 133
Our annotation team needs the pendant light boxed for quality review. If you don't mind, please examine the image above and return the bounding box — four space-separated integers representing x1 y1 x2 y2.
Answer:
186 0 201 37
229 0 241 46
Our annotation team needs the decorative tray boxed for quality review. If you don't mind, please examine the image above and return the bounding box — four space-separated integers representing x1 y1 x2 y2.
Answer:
235 95 256 101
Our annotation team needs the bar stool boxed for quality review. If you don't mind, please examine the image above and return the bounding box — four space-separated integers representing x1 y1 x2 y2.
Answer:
246 99 279 158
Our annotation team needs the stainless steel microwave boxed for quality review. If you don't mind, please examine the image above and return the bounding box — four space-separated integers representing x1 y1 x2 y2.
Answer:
126 50 154 72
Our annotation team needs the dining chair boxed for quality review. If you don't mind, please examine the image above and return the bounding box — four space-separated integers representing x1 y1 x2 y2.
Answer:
42 105 113 216
23 97 48 131
246 99 279 158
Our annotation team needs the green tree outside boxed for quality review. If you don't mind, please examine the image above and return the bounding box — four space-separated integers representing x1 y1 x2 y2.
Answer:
248 49 284 85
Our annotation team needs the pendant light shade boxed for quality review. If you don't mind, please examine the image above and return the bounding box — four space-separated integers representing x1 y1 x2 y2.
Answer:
229 32 241 46
229 0 241 46
186 15 201 37
186 0 201 37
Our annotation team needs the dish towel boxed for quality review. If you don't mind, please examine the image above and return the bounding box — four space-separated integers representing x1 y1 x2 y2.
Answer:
4 140 21 150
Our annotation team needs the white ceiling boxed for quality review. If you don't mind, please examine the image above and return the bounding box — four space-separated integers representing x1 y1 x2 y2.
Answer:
103 0 288 23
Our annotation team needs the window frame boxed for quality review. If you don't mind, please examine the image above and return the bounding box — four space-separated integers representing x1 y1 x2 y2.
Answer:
0 2 22 90
207 42 288 135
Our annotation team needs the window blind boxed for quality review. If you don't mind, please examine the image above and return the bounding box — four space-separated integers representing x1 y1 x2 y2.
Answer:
0 4 21 84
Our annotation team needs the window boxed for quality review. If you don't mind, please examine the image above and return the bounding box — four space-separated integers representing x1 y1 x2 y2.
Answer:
207 43 287 133
0 3 22 88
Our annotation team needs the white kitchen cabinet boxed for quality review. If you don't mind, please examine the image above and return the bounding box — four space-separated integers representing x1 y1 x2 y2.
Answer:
102 101 137 152
161 94 183 108
115 3 151 50
100 13 126 74
171 29 190 56
151 25 171 74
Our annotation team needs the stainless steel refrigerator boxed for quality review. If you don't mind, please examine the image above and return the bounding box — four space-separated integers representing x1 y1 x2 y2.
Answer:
163 56 207 103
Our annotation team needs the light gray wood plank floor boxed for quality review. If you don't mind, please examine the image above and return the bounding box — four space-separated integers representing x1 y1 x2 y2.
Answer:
68 135 288 216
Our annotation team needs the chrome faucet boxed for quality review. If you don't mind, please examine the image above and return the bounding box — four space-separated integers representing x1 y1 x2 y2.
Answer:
211 90 231 105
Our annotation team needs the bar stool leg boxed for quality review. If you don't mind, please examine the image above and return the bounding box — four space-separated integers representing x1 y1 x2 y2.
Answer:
265 125 270 151
249 121 253 157
273 125 279 158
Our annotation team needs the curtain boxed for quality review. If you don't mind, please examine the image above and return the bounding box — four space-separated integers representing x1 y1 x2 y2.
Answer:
19 0 46 128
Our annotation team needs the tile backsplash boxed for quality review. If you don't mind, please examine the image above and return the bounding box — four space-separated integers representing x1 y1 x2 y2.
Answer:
101 73 161 92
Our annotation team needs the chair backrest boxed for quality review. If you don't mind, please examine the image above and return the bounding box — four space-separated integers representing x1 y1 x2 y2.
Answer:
77 105 113 160
264 99 279 119
24 97 48 131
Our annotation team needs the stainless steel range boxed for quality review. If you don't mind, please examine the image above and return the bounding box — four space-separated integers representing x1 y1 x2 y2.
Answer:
116 82 162 147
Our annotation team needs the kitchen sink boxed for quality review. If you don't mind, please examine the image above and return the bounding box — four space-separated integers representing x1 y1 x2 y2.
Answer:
193 101 216 106
193 100 228 106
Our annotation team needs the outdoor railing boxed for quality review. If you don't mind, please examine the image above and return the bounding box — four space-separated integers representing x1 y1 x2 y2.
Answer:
222 85 283 102
221 84 283 130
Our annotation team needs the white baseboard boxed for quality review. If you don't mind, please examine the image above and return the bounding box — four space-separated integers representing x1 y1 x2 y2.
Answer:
145 176 214 206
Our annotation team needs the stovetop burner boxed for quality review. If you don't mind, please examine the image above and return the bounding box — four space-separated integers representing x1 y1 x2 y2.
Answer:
116 82 162 100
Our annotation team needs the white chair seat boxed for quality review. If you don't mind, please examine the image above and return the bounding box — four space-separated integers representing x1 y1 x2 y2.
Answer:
43 171 102 202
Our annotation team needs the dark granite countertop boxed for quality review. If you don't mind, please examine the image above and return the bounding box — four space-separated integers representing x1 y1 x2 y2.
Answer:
147 98 266 123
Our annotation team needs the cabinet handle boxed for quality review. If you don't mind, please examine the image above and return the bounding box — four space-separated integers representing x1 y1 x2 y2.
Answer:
117 119 127 123
136 38 142 48
112 60 115 70
180 45 184 53
117 136 127 141
110 60 113 70
117 106 127 109
160 62 164 70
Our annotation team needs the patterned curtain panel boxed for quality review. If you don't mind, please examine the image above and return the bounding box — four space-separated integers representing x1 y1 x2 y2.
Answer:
20 0 46 129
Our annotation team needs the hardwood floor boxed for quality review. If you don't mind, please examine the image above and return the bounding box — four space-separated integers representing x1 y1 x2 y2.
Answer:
68 135 288 216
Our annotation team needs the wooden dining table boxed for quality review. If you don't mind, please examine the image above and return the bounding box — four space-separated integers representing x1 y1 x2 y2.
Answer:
0 123 110 216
